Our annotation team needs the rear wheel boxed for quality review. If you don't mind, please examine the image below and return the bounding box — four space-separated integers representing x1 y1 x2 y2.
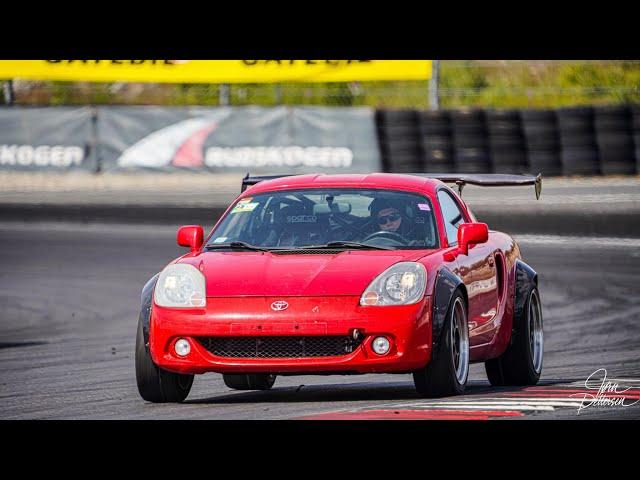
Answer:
223 373 277 391
135 318 194 403
413 292 469 397
485 287 543 386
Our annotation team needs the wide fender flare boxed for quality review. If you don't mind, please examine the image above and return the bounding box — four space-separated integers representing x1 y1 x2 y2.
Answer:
514 259 538 329
139 273 160 351
431 268 467 358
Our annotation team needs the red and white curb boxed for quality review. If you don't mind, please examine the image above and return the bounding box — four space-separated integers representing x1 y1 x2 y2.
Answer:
297 383 640 420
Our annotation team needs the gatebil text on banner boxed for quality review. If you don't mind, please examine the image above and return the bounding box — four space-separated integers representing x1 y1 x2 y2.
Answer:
0 60 432 83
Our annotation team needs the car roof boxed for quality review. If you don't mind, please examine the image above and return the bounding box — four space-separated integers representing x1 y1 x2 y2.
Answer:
243 173 445 197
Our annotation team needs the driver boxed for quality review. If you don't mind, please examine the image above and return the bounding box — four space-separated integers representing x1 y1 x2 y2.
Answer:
369 198 406 234
376 206 402 232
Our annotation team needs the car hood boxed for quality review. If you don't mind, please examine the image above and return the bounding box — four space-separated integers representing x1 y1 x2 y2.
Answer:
179 249 435 297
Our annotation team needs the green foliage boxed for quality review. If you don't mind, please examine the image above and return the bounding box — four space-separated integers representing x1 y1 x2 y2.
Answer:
437 61 640 108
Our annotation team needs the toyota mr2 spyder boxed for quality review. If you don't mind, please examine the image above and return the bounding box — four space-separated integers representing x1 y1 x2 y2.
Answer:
135 173 544 402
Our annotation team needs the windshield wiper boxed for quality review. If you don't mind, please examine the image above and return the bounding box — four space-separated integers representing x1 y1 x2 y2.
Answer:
299 241 394 251
205 241 274 252
205 241 393 252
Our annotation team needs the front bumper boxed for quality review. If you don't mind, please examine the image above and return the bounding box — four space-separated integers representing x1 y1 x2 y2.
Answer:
149 296 432 375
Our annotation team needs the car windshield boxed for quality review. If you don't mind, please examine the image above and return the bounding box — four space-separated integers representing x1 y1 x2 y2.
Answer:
206 188 439 250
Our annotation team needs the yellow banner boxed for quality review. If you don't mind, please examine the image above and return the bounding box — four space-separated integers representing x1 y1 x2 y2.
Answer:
0 60 432 83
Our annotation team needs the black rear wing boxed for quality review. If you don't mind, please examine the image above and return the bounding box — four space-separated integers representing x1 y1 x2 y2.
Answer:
411 173 543 199
241 172 542 199
241 174 291 193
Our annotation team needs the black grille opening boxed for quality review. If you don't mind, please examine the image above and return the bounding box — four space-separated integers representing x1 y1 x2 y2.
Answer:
197 335 362 358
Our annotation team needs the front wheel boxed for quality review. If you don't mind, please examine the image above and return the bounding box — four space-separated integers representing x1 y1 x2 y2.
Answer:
413 291 469 397
223 374 277 391
135 318 194 403
485 287 543 386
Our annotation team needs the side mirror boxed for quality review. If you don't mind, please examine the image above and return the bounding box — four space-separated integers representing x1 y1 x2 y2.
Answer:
177 225 204 252
457 223 488 256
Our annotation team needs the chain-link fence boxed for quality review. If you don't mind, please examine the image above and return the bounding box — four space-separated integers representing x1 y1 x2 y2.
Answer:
3 60 640 108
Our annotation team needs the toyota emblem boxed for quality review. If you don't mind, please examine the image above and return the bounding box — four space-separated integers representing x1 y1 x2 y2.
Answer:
271 300 289 311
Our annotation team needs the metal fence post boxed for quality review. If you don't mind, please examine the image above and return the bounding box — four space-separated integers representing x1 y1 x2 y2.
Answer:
429 60 440 110
274 84 283 105
90 105 101 173
219 84 231 106
3 80 15 105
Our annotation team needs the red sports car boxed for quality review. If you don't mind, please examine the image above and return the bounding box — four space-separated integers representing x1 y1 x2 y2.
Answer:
135 172 544 402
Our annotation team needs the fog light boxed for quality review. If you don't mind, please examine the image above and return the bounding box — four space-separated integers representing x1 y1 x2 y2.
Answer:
372 336 390 355
174 338 191 357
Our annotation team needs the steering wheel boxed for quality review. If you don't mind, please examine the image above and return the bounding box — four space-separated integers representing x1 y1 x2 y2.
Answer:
363 230 408 246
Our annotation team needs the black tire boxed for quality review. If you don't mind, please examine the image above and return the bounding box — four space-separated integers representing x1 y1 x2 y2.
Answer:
600 159 636 175
423 162 454 173
423 147 454 172
384 137 421 152
422 136 452 150
491 150 527 174
556 106 594 130
594 105 631 131
413 291 469 397
522 109 560 152
382 131 423 171
223 373 277 391
489 135 524 149
418 110 451 136
523 127 559 151
485 287 543 386
451 109 487 148
135 317 194 403
454 148 491 173
632 105 640 131
561 149 600 176
492 162 525 175
451 108 486 127
635 131 640 173
377 109 418 126
383 124 420 140
521 109 556 124
594 110 635 175
453 133 488 149
527 150 562 177
487 109 523 141
387 153 424 173
556 106 599 176
596 132 634 151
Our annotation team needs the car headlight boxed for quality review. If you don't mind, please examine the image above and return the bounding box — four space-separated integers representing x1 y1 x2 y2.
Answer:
154 264 206 308
360 262 427 306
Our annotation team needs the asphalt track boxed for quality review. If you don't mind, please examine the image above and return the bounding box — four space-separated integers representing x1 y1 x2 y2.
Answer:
1 222 639 420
